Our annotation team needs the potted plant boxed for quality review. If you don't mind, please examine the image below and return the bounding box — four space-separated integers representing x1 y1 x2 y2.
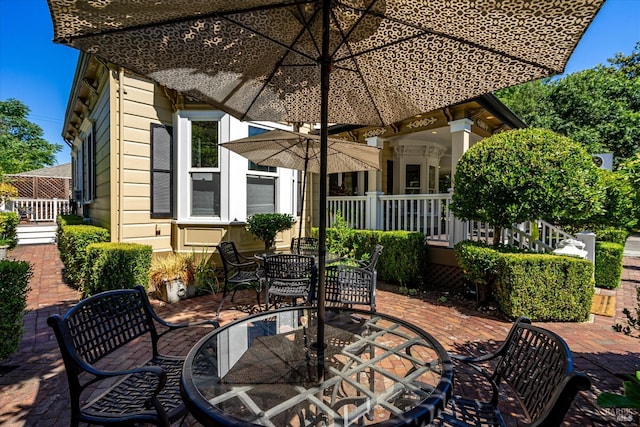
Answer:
246 213 295 252
149 252 195 303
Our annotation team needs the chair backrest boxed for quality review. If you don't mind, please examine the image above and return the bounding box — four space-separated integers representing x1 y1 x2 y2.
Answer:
361 244 383 271
47 286 158 400
217 241 241 272
290 237 319 255
265 254 315 282
323 264 376 311
493 317 591 426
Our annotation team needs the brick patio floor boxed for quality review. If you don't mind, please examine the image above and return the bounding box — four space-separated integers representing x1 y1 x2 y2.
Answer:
0 243 638 426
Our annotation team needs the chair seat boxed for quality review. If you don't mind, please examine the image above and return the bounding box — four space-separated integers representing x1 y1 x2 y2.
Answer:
229 270 259 284
434 396 505 426
267 281 310 298
84 356 185 424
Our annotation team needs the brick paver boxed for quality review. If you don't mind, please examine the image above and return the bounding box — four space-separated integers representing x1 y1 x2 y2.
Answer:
0 244 638 426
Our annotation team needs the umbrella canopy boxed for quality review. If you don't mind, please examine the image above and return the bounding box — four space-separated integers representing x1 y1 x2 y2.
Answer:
220 129 380 174
48 0 604 390
48 1 604 128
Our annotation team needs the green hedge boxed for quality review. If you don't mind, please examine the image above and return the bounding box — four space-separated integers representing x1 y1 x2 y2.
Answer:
496 253 594 322
455 240 594 321
595 227 630 246
84 243 153 296
595 241 624 290
56 214 86 249
58 224 110 288
314 227 428 285
454 240 514 302
0 260 32 360
0 211 19 248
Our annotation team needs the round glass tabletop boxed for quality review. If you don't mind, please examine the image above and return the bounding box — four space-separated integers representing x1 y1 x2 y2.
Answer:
182 307 453 426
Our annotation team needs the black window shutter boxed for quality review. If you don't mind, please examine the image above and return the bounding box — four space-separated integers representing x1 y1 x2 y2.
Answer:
151 123 173 218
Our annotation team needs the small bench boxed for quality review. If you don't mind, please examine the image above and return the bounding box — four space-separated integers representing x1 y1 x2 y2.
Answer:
434 316 591 427
48 285 218 427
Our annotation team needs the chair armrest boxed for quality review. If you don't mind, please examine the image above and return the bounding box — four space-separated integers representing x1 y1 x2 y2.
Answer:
150 312 220 330
80 361 167 394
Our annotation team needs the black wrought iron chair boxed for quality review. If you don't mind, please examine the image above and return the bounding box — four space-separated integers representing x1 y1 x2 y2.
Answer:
264 254 316 310
290 237 319 255
323 244 382 312
47 285 218 427
433 316 591 427
216 241 262 316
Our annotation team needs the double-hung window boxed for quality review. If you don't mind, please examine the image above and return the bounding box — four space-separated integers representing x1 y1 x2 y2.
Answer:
246 126 277 215
75 121 95 203
190 120 221 217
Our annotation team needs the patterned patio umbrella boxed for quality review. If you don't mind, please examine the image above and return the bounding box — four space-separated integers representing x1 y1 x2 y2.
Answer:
47 0 605 381
220 129 380 174
221 128 380 241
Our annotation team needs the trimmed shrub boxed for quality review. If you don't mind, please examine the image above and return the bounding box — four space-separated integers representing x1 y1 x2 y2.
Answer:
0 260 32 360
595 227 629 246
56 214 85 249
58 224 110 288
317 227 427 286
496 253 594 322
0 211 19 248
454 240 507 302
595 241 624 290
84 243 153 296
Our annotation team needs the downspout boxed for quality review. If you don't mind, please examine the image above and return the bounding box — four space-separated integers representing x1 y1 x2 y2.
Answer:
118 67 125 242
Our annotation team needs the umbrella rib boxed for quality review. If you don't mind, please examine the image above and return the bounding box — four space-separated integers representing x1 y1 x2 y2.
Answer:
221 7 323 121
333 1 561 74
328 2 386 126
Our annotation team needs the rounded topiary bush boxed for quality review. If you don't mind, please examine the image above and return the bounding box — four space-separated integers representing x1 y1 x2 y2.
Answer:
451 128 604 232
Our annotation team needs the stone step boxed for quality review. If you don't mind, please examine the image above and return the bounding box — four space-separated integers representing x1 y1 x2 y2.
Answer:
17 225 57 245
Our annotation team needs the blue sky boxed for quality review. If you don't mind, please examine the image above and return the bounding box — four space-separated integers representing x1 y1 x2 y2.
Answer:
1 0 639 166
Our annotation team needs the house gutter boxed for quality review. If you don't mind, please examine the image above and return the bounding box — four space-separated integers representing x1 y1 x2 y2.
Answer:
61 53 89 145
476 93 528 129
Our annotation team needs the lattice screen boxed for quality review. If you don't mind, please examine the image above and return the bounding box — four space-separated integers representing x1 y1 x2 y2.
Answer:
9 177 71 199
426 263 465 288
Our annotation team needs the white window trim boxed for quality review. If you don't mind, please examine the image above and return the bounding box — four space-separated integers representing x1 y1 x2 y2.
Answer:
175 110 227 222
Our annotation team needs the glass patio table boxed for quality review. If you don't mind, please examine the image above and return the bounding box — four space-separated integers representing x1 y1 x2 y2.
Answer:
181 307 453 426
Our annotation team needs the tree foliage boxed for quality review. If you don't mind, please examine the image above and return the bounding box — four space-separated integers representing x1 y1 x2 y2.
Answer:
496 42 640 164
451 128 604 230
0 99 62 175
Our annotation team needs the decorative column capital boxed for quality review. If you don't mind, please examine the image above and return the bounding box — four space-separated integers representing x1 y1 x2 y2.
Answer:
448 118 473 133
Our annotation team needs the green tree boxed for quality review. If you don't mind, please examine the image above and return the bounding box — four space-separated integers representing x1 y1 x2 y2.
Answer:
496 43 640 164
617 153 640 226
0 99 62 174
451 128 604 239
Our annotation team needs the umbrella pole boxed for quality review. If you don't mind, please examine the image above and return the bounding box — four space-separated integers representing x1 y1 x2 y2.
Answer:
298 139 310 243
316 0 331 381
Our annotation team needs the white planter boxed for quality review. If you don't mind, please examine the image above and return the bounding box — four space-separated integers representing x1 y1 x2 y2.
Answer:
157 279 195 303
0 245 8 260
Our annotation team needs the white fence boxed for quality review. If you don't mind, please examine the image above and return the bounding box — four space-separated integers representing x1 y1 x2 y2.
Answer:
327 193 576 253
12 198 72 223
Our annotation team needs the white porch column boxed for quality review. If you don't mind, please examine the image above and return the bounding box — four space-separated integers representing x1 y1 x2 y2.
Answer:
365 136 384 230
449 119 473 246
576 231 597 271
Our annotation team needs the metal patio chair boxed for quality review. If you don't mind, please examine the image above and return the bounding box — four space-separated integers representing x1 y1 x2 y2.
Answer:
433 316 591 427
216 241 262 316
264 254 316 310
290 237 319 255
323 244 383 312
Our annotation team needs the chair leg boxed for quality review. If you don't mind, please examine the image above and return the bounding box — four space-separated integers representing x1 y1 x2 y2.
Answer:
216 283 231 317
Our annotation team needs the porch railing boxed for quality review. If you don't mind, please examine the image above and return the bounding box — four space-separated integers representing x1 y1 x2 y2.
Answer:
12 198 72 223
327 193 577 253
